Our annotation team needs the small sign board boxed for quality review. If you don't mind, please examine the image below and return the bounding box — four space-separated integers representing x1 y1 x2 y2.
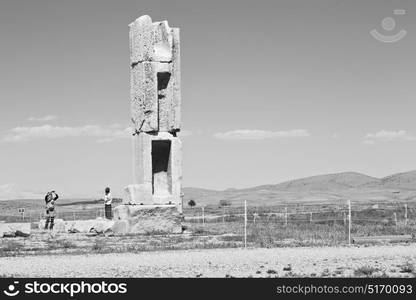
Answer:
18 208 25 214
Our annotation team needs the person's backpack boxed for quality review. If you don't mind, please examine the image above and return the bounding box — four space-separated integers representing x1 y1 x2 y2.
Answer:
45 192 58 211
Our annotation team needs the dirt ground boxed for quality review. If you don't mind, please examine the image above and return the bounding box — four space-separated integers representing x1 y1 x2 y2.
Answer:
0 244 415 277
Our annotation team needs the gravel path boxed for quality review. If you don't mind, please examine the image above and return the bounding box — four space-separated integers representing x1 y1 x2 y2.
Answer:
0 244 415 277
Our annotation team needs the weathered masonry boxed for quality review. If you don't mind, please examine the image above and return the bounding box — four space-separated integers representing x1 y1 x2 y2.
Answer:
126 15 182 211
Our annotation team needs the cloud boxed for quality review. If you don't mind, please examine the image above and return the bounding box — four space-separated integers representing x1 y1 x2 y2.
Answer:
27 115 59 122
2 124 132 142
362 139 375 145
213 129 310 140
363 130 416 144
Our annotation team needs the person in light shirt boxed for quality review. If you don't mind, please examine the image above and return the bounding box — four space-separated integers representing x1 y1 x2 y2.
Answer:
104 187 112 219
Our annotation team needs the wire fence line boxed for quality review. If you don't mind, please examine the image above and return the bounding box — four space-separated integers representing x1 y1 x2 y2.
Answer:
0 208 111 224
1 201 413 224
185 202 414 222
0 200 415 247
182 200 415 246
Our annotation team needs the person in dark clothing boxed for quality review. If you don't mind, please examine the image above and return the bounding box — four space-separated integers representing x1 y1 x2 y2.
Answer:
44 190 59 230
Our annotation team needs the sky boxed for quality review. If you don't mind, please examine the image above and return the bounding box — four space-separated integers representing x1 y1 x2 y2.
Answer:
0 0 415 199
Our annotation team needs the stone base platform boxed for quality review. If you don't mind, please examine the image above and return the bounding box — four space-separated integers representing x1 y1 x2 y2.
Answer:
111 204 183 235
38 218 114 234
124 184 182 212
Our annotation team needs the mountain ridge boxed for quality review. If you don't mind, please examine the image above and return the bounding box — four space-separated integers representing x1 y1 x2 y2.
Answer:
182 170 416 206
3 171 416 205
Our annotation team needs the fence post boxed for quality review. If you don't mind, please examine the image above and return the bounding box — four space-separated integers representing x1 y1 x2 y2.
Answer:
244 200 247 248
348 200 351 245
222 207 225 224
405 204 408 226
309 212 313 224
202 207 205 226
284 206 288 227
394 212 398 228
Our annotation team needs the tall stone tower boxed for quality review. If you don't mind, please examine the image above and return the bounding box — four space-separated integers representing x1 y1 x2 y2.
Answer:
125 15 182 212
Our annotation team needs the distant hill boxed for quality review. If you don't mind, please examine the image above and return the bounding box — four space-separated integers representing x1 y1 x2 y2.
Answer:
2 171 416 210
255 172 381 191
183 171 416 207
381 170 416 190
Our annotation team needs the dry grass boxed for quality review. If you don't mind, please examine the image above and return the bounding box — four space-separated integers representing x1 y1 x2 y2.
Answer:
46 239 77 250
0 200 415 256
399 261 415 275
1 220 415 257
354 265 381 277
0 240 21 255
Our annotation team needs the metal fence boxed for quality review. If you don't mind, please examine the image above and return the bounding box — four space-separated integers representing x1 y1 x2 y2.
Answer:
182 200 416 246
0 208 111 224
1 200 414 247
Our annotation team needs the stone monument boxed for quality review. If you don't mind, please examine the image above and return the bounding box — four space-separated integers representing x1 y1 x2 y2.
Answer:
111 15 183 235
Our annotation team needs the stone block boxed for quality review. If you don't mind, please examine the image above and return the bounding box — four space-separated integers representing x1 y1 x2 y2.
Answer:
123 184 153 205
129 15 181 133
7 223 30 236
131 61 180 133
0 223 31 237
0 224 14 238
67 218 114 233
171 27 181 129
111 205 182 235
132 132 182 205
89 218 115 234
129 15 154 64
131 62 158 132
110 219 129 235
157 63 174 132
153 21 174 62
68 220 96 233
129 15 176 64
37 218 114 234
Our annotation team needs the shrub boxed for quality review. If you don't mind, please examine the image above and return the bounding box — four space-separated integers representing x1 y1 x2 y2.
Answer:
188 200 196 208
219 200 231 207
399 262 415 274
354 266 379 277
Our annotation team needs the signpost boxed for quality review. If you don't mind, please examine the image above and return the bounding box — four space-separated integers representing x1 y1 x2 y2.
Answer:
18 208 25 221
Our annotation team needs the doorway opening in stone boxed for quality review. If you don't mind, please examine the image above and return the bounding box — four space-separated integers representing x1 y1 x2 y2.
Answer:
151 140 172 197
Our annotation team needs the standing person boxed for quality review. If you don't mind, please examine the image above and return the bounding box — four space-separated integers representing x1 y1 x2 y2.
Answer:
104 187 112 219
44 190 59 230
